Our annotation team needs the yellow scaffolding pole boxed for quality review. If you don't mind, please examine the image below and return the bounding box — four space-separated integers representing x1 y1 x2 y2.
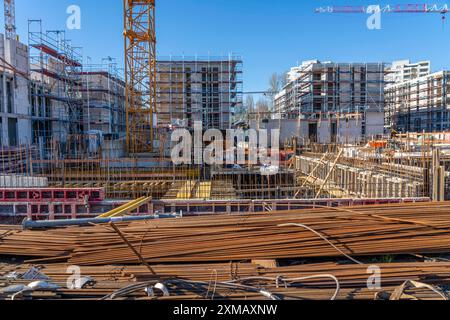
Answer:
97 196 152 218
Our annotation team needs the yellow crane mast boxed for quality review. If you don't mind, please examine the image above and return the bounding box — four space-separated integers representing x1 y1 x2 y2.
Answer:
123 0 157 154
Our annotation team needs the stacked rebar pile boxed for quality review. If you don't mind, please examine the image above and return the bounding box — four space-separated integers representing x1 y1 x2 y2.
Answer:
2 260 450 300
1 202 450 264
2 202 450 300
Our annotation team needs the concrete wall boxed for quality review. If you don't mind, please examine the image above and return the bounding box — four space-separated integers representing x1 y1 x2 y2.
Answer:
0 175 48 188
366 110 385 138
317 121 331 144
337 120 362 144
250 118 304 146
0 34 32 147
250 111 384 146
101 138 126 159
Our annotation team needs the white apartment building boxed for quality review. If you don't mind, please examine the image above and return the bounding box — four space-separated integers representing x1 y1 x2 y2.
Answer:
386 60 431 84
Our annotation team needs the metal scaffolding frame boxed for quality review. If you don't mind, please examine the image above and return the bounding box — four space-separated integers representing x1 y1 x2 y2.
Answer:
385 71 450 133
79 60 126 138
155 55 243 130
28 19 83 159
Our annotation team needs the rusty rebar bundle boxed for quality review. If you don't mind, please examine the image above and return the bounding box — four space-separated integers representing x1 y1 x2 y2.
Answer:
2 202 450 300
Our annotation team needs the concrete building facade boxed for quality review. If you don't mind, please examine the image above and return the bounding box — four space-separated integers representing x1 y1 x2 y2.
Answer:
0 34 32 147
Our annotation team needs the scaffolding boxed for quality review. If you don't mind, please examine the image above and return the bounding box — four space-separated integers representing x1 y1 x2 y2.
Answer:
265 62 387 145
275 62 386 119
385 71 450 133
293 152 427 199
28 20 83 160
156 55 243 130
79 60 126 138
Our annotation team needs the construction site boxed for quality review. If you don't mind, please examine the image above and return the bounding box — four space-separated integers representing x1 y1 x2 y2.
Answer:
2 0 450 303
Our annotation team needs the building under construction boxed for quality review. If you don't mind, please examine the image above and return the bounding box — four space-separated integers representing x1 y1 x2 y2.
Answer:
156 56 243 131
28 20 83 159
0 31 31 147
273 60 385 144
0 36 448 211
385 70 450 133
3 0 450 302
79 63 126 139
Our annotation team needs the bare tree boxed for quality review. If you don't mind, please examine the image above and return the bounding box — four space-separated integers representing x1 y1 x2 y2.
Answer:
234 95 255 122
269 73 280 94
246 95 255 113
267 73 282 112
279 71 289 88
256 97 270 113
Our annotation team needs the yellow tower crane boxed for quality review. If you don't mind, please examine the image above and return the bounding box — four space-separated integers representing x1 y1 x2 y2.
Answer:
123 0 157 154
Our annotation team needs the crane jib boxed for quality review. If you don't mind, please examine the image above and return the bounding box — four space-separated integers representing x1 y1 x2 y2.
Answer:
316 4 450 14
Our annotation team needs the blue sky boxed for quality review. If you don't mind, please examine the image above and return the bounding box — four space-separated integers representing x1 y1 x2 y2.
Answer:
11 0 450 92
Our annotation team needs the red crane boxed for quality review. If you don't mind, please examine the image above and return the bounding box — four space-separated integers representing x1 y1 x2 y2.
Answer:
315 4 449 26
315 4 449 14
